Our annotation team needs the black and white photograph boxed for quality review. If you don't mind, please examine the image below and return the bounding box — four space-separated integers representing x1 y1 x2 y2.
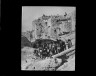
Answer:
21 6 76 71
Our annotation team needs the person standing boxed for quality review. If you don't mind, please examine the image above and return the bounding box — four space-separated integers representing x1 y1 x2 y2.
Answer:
67 39 72 49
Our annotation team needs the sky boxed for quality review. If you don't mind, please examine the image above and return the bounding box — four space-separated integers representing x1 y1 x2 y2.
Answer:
22 6 75 32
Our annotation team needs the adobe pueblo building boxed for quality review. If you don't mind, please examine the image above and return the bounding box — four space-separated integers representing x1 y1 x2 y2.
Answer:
21 7 76 71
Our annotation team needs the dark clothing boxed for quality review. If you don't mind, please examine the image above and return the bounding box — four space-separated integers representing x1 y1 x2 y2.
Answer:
67 39 72 48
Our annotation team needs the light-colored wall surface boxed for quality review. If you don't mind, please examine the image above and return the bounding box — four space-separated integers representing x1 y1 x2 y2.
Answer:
22 6 75 32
